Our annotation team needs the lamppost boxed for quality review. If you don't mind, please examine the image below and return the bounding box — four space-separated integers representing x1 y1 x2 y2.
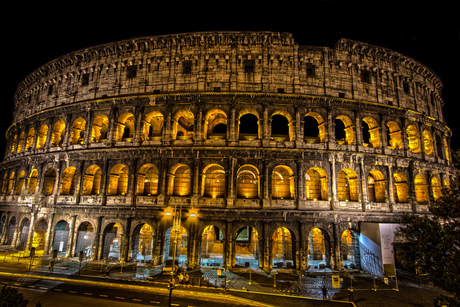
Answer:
166 198 197 307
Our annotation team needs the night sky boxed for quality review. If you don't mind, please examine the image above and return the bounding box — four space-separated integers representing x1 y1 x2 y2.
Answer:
1 2 459 160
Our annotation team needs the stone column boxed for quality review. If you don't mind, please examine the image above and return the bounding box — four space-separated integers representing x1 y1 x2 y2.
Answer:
92 216 103 261
44 213 54 255
66 215 77 257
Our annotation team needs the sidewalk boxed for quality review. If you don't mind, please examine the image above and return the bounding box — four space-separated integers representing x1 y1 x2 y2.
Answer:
0 247 448 307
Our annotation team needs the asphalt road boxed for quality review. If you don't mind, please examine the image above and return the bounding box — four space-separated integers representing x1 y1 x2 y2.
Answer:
0 275 246 307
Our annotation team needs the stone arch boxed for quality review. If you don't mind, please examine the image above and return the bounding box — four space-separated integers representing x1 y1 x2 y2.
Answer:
341 229 360 269
304 112 325 143
305 167 328 200
42 168 56 196
203 109 227 140
307 227 332 268
271 110 293 141
271 226 296 269
202 164 226 198
115 112 135 142
142 111 164 141
69 117 86 145
14 170 25 195
60 167 77 195
50 119 66 147
368 170 386 202
36 125 48 149
25 127 35 151
236 164 260 199
32 218 48 250
102 222 124 260
234 225 260 269
406 124 420 153
443 138 450 161
81 165 102 195
163 225 188 267
16 131 24 153
271 165 294 199
6 172 15 195
423 129 434 156
173 109 194 140
10 134 17 155
75 221 94 257
431 176 442 201
27 169 39 194
6 216 16 245
334 115 353 145
199 224 224 267
91 114 109 143
386 121 402 149
362 116 380 148
393 172 409 203
337 168 359 202
168 163 191 196
238 109 260 140
52 220 70 256
108 164 129 195
136 164 159 196
414 174 429 204
131 222 155 261
435 134 443 159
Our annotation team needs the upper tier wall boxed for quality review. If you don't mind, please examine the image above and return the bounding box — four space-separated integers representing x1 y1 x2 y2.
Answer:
13 31 444 124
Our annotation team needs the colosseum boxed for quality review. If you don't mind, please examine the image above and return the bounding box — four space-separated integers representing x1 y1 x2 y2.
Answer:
0 31 456 275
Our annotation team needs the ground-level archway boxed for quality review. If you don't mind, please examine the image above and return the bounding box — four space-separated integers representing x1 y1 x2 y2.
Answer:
164 225 188 268
131 223 154 261
75 222 94 257
199 225 224 267
234 226 260 269
102 223 123 260
308 227 331 268
271 227 295 269
341 229 360 269
52 220 69 256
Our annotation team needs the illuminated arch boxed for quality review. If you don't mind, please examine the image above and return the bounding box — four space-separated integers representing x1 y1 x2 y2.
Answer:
444 138 450 161
17 131 24 153
236 164 259 199
271 165 294 199
42 168 56 195
271 110 293 141
115 112 135 142
60 167 77 195
81 165 102 195
338 168 358 201
386 121 402 149
406 124 420 153
203 109 227 140
173 109 194 140
91 114 109 143
168 164 191 196
25 128 35 151
367 170 386 202
202 164 226 198
304 112 325 143
69 117 86 145
414 174 428 204
108 164 129 195
271 227 294 268
431 176 442 201
423 129 434 156
393 172 409 203
36 125 48 149
238 109 260 140
142 111 164 141
305 167 328 200
136 164 159 196
51 119 66 147
335 115 353 145
362 117 380 148
27 169 39 194
6 172 15 194
10 134 17 154
14 171 25 195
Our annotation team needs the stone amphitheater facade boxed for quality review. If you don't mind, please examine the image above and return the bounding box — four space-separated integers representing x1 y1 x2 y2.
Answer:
0 31 456 273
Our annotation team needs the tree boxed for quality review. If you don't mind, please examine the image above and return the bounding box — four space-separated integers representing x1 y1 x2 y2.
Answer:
0 285 29 307
396 179 460 306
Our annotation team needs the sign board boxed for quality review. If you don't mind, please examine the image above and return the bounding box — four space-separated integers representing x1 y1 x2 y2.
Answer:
332 275 341 288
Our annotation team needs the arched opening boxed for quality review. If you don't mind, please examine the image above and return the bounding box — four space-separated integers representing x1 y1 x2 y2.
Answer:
414 174 429 204
271 165 294 199
368 170 386 202
362 117 380 148
435 135 443 159
42 168 56 196
444 138 450 161
271 114 289 141
271 227 294 269
335 115 353 145
115 113 135 142
235 226 259 269
173 110 194 140
10 134 17 154
204 109 227 140
6 172 15 195
423 129 434 156
393 172 409 203
69 117 86 145
91 114 109 143
36 125 48 149
202 164 226 198
431 177 442 201
386 121 402 149
406 125 420 153
308 228 330 268
200 225 224 267
168 164 191 196
136 164 159 196
81 165 102 195
164 225 188 267
236 165 259 199
60 167 77 195
14 171 25 195
304 113 325 143
142 111 164 141
16 131 24 153
108 164 129 195
341 229 360 269
52 220 70 256
305 167 328 200
75 222 94 257
32 219 48 251
239 112 259 140
131 223 154 261
102 223 123 260
6 217 16 245
25 128 35 151
18 218 29 249
50 119 66 147
338 169 359 202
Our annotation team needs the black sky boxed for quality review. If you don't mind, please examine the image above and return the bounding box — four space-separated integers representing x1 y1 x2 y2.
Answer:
1 1 459 159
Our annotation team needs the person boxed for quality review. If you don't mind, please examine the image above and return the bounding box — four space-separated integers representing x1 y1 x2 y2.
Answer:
322 285 328 300
48 260 54 273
